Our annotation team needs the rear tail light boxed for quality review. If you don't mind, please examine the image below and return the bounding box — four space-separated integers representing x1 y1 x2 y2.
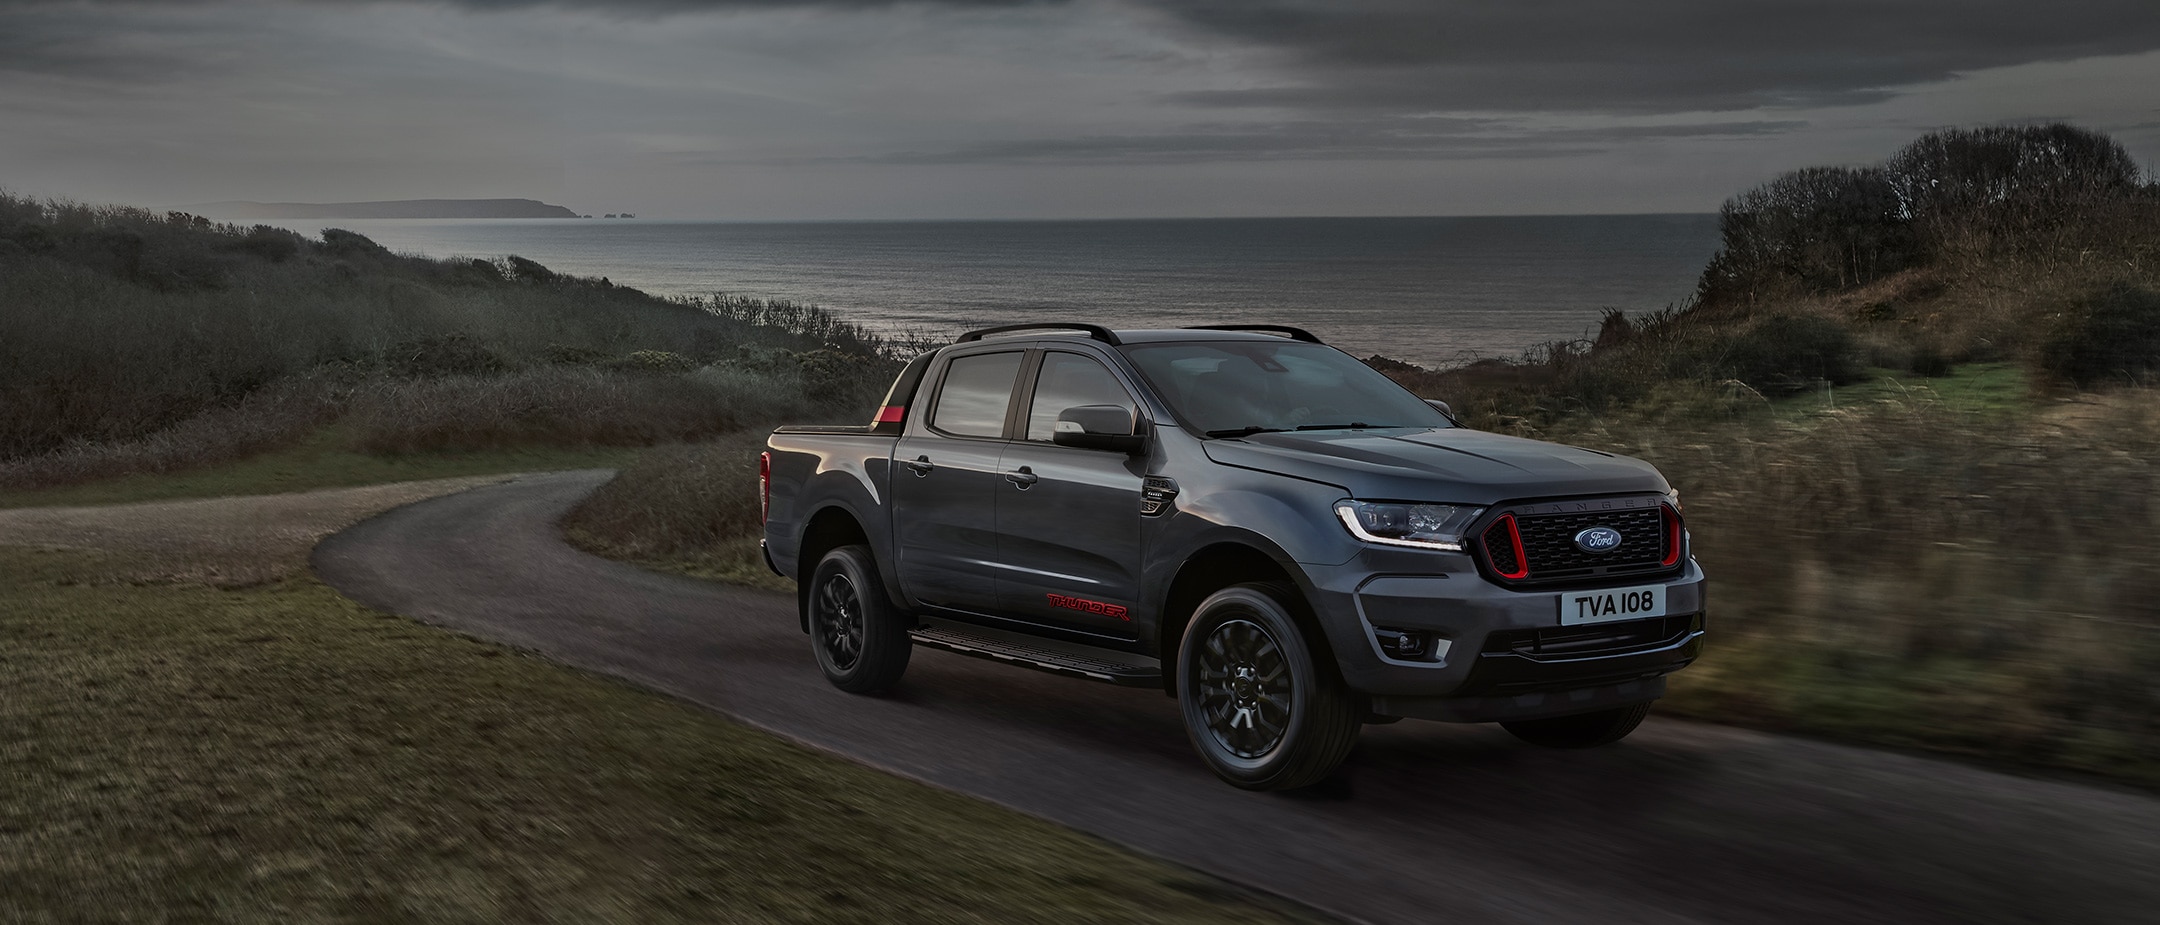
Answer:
759 451 771 524
874 405 906 424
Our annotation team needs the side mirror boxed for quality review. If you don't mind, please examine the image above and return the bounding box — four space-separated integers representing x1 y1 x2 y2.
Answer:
1053 404 1145 453
1424 398 1456 421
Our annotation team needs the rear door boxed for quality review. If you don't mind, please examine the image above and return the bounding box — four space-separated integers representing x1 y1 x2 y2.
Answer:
994 350 1148 641
890 349 1023 614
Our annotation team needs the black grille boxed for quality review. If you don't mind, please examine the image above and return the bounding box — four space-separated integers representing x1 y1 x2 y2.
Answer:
1479 504 1676 585
1458 613 1703 696
1483 522 1521 575
1482 614 1699 660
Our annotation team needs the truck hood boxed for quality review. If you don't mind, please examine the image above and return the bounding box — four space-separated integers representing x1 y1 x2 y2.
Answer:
1200 426 1669 504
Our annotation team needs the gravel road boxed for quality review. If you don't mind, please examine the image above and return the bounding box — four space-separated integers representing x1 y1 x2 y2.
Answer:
312 470 2160 925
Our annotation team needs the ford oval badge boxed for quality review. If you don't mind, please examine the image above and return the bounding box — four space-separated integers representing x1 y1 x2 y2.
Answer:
1574 526 1623 553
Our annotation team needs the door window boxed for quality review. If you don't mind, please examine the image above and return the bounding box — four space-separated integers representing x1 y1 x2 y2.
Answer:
930 351 1024 438
1026 352 1137 442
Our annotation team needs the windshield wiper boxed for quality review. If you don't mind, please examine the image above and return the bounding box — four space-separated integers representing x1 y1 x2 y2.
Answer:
1204 426 1290 438
1294 422 1380 431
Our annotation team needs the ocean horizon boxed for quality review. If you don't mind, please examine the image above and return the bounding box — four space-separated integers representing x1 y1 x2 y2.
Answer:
304 214 1723 368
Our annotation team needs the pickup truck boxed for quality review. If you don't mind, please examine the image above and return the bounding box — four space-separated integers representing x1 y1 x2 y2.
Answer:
761 323 1705 790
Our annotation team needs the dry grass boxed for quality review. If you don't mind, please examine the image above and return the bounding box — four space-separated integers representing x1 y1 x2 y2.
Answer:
1529 388 2160 783
560 432 783 591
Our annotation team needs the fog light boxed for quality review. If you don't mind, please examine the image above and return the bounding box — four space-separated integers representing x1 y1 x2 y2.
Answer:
1376 627 1428 659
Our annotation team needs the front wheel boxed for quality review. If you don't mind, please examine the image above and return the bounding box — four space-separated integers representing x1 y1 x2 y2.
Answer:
806 545 911 694
1500 702 1652 748
1176 582 1361 791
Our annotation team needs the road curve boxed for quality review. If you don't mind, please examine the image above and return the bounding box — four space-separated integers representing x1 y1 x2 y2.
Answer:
313 470 2160 925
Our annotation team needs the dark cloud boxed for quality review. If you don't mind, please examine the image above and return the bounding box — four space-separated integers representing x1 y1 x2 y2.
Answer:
8 0 2159 116
1140 0 2160 113
784 118 1810 165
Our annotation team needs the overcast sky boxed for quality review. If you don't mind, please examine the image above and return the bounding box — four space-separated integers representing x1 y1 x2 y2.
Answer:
3 0 2158 219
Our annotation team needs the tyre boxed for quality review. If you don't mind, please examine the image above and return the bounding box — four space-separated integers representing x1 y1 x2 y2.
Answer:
806 545 911 694
1500 702 1653 748
1176 582 1361 791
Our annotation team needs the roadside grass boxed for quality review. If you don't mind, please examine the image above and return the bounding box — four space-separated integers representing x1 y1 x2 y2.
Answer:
0 425 636 510
1767 362 2032 418
0 546 1310 924
561 433 790 593
1554 388 2160 787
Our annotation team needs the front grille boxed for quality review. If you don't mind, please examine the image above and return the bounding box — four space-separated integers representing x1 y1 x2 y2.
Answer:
1478 503 1677 586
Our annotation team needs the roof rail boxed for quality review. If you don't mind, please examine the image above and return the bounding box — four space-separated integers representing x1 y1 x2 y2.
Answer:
956 323 1122 346
1188 324 1322 343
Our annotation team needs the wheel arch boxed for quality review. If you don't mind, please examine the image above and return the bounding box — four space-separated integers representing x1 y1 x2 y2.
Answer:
1155 538 1332 695
795 504 881 633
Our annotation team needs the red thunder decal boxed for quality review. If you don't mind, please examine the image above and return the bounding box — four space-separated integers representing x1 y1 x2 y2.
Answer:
1045 593 1130 621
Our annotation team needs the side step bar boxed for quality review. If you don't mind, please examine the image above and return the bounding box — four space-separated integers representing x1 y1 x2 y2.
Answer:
910 620 1161 687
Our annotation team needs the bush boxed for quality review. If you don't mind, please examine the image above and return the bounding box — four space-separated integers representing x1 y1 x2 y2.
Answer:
2042 283 2160 387
1697 314 1866 395
1697 124 2154 306
604 350 697 375
384 333 508 378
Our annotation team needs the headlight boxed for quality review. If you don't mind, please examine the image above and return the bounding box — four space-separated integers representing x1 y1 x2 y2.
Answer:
1334 500 1484 552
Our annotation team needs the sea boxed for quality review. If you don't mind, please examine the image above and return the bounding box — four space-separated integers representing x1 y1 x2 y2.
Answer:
310 215 1721 369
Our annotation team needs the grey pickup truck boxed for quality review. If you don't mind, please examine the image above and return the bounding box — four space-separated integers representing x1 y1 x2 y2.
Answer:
761 323 1705 790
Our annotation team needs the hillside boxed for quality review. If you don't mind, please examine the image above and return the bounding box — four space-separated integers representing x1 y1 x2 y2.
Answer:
0 192 899 489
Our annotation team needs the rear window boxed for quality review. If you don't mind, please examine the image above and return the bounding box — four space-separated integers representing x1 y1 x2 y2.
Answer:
930 351 1024 438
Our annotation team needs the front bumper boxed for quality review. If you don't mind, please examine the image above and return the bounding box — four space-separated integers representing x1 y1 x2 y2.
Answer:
1298 545 1707 716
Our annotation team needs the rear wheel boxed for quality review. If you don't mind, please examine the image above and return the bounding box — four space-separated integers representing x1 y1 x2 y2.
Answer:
1501 702 1652 748
807 545 911 693
1176 582 1361 791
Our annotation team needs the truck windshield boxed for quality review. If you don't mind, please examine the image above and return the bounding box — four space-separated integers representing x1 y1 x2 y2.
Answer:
1122 340 1452 436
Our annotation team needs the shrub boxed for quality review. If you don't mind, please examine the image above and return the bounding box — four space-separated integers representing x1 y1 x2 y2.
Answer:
318 228 390 258
1699 166 1916 303
384 333 509 378
605 350 697 375
2042 283 2160 387
1694 314 1865 395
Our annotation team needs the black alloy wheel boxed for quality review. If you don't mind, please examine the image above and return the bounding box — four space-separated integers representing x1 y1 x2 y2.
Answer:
806 545 911 693
815 571 865 671
1195 618 1294 759
1176 582 1361 791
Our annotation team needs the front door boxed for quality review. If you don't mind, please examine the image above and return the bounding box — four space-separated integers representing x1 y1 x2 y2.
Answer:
994 351 1147 641
890 349 1023 614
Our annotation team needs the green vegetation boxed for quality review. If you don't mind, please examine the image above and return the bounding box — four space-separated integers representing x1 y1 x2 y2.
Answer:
0 190 904 493
0 548 1299 923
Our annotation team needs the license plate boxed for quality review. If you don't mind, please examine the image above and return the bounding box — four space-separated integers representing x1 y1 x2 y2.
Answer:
1560 584 1667 625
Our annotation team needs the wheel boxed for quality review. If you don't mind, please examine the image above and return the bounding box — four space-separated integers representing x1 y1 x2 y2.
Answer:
1176 582 1361 791
806 545 911 693
1501 702 1653 748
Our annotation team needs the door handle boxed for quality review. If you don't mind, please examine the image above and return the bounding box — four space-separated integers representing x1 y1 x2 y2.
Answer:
905 455 934 476
1005 466 1038 488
